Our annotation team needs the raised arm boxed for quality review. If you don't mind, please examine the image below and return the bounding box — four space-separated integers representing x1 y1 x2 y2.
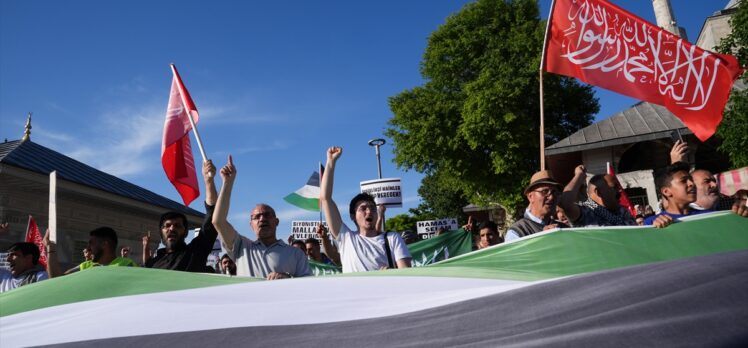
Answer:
212 155 240 251
42 228 62 278
376 204 386 232
670 140 688 164
320 147 344 239
141 232 152 266
559 165 586 223
317 223 340 265
204 159 218 206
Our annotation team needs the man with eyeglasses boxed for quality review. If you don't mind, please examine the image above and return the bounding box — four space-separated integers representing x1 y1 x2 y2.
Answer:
212 155 310 280
320 146 412 272
143 160 219 273
558 165 636 227
505 170 566 242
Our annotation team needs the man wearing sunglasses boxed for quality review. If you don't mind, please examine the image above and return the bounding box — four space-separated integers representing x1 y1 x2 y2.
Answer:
558 165 636 227
505 170 566 242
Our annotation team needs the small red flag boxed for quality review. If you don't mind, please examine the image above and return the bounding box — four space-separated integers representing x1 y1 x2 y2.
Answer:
543 0 745 141
607 163 636 217
162 65 200 206
25 215 47 268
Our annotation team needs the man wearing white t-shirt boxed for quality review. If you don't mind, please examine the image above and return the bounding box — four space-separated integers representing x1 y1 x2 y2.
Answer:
320 146 412 273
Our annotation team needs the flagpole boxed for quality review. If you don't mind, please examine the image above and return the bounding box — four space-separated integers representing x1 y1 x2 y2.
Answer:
25 215 31 241
538 0 556 171
318 161 323 224
170 64 209 163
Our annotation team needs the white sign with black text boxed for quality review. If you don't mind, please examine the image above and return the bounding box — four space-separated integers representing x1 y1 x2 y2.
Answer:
359 178 402 208
291 220 328 242
416 218 459 239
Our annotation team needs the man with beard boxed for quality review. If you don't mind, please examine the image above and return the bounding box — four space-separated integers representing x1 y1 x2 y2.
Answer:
689 169 720 211
46 227 138 277
219 254 237 275
505 170 567 241
0 242 48 293
558 165 636 227
144 161 218 273
320 147 411 273
212 155 310 280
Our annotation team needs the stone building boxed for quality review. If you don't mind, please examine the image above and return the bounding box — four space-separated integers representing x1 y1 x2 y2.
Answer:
0 131 204 269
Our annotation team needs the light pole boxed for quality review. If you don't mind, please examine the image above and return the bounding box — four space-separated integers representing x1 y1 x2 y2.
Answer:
368 138 386 231
368 138 386 179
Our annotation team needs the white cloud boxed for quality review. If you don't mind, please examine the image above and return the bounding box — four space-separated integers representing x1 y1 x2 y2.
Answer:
32 99 165 179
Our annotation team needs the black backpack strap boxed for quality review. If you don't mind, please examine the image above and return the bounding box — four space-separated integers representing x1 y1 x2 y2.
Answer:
383 232 395 269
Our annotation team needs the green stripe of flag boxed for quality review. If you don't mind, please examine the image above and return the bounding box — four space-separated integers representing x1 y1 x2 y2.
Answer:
0 267 256 317
283 191 320 211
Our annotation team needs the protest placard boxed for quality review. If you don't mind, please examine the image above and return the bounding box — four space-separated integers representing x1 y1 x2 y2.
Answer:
416 218 459 239
359 178 402 207
291 220 329 241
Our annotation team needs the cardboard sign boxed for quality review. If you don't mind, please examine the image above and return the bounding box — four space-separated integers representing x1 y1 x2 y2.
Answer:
359 178 402 207
416 218 459 239
291 221 328 241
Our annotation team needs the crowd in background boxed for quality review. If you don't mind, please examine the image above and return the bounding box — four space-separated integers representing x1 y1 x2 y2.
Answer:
2 142 746 293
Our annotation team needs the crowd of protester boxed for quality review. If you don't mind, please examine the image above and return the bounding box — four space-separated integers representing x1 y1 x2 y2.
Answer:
1 142 746 293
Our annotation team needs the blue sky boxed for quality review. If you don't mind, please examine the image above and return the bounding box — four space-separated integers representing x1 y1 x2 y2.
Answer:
0 0 731 242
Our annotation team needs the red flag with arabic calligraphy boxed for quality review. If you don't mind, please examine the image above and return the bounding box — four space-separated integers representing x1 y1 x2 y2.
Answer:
162 64 200 206
607 163 636 218
25 215 47 269
543 0 745 141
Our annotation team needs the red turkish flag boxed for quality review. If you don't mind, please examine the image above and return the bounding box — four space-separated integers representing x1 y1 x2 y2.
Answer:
162 65 200 206
543 0 744 141
25 215 47 269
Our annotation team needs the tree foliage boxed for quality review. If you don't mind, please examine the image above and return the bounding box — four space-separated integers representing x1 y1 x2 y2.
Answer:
386 0 598 214
717 0 748 167
385 213 419 233
411 172 470 224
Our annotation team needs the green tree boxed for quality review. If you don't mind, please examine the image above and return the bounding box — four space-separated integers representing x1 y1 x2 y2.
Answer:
386 0 597 215
717 0 748 167
385 213 419 232
412 172 470 224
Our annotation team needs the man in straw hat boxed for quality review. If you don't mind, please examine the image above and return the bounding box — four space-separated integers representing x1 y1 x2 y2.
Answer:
505 170 566 242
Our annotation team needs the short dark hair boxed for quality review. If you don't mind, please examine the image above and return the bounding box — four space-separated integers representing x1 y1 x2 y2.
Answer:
304 238 320 246
349 193 376 218
291 240 306 248
220 253 232 261
588 174 607 191
7 242 40 265
160 211 188 229
479 221 498 233
655 161 691 197
90 227 118 252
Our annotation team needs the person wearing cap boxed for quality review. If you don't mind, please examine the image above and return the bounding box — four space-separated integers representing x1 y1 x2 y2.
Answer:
505 170 566 242
558 165 636 227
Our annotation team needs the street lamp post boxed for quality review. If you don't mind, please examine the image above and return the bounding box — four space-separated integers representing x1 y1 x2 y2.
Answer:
368 138 386 231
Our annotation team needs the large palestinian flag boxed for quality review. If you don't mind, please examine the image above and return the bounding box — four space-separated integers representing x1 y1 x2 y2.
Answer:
2 211 747 347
